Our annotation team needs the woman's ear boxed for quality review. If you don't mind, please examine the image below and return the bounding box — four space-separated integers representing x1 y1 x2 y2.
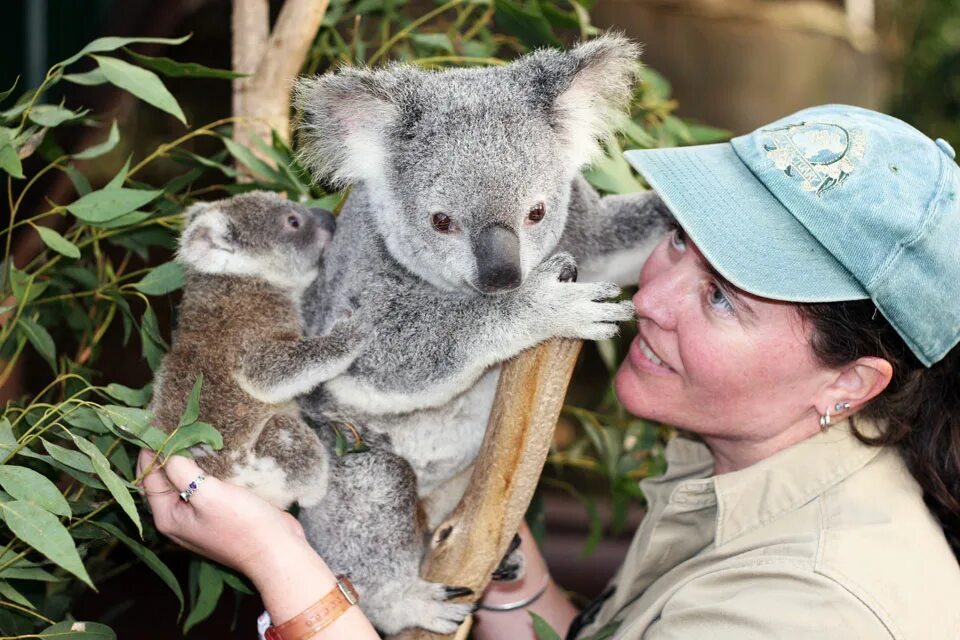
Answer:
819 356 894 416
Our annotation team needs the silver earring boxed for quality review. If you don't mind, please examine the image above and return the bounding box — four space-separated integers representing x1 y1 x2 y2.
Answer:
834 401 851 413
819 409 832 431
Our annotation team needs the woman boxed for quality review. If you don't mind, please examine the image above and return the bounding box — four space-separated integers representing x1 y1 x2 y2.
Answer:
138 104 960 639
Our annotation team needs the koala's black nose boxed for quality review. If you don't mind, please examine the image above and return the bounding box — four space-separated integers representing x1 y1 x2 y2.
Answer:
310 208 336 235
473 224 522 293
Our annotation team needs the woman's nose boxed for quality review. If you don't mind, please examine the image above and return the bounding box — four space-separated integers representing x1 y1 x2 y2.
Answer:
632 266 687 330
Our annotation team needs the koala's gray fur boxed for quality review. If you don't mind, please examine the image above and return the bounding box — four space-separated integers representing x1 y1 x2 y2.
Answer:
292 35 670 634
150 191 364 509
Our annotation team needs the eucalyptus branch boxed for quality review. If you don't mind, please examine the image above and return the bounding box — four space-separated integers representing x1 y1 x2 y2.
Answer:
368 0 465 66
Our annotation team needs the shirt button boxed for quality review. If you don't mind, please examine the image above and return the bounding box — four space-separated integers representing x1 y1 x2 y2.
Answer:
935 138 956 160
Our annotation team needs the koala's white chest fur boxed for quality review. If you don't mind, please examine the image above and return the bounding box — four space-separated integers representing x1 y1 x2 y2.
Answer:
364 367 500 496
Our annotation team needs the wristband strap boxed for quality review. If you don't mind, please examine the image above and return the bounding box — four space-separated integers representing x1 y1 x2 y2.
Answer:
264 575 359 640
477 573 550 612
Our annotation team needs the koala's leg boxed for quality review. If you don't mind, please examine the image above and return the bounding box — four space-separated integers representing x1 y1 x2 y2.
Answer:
558 175 672 286
236 318 366 405
225 413 328 509
298 446 474 635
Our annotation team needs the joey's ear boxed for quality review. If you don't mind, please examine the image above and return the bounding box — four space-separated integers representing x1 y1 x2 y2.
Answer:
519 33 641 170
177 207 235 268
294 65 410 188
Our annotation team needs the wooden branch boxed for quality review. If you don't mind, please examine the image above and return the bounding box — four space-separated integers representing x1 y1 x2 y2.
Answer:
394 338 583 640
231 0 329 168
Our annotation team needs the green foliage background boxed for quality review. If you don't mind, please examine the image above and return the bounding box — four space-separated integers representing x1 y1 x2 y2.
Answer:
0 1 729 636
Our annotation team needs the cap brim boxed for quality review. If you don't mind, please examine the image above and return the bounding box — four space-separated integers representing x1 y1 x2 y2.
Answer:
624 144 869 303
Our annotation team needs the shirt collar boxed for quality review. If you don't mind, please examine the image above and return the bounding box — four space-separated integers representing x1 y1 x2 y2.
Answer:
657 417 885 545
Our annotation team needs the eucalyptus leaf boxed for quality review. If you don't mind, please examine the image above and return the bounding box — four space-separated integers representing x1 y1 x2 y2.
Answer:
9 266 48 305
493 0 561 48
104 154 132 190
28 105 87 128
62 69 108 86
0 579 35 609
37 620 116 639
17 316 57 374
123 50 247 79
61 404 110 435
183 559 224 633
92 210 151 230
179 374 203 427
164 422 222 457
93 56 186 125
58 34 191 67
95 521 185 617
0 465 71 517
73 120 120 160
72 436 142 536
0 143 24 178
63 164 92 196
410 33 455 53
221 136 286 184
529 611 562 640
132 261 183 296
0 76 19 103
35 226 81 259
0 500 93 587
67 187 162 223
41 439 95 474
103 382 152 407
96 405 165 451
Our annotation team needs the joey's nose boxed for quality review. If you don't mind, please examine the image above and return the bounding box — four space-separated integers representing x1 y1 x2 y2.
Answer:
473 224 521 293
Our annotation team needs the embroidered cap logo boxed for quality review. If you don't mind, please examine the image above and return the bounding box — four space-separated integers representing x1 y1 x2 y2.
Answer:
761 121 866 196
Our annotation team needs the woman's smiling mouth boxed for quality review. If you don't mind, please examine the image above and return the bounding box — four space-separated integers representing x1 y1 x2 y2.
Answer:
630 333 676 374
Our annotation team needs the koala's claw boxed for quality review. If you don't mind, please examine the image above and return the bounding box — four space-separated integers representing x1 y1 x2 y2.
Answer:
444 586 474 600
492 547 526 582
371 579 475 635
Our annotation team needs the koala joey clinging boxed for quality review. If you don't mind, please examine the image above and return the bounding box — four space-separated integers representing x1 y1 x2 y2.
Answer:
150 191 364 509
293 34 670 634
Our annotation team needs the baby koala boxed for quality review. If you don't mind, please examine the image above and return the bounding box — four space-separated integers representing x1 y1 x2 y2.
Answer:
150 191 363 508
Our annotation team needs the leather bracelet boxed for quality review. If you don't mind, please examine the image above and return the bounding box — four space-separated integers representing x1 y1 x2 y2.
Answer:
477 573 550 612
264 575 359 640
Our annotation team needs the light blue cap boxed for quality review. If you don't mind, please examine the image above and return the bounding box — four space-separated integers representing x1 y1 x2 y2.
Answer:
624 104 960 367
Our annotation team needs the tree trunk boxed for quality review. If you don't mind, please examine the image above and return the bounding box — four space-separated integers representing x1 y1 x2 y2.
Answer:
395 339 583 640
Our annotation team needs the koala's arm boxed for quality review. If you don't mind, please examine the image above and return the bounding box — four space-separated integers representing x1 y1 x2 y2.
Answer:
327 254 633 414
557 175 672 286
236 319 365 404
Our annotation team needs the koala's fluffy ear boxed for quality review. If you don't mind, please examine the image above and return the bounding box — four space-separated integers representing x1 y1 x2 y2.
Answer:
294 66 407 188
521 33 641 170
177 206 235 270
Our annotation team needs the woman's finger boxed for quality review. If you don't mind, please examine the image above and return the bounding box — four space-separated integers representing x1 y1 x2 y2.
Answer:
159 453 217 506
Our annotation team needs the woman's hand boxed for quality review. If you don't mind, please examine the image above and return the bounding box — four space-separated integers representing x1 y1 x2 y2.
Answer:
136 449 305 581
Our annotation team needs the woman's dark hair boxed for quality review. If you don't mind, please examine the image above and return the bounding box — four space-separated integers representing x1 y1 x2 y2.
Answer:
801 300 960 561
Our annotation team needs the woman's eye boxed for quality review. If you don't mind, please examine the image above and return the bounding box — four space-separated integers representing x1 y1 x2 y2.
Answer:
670 227 687 252
707 283 736 315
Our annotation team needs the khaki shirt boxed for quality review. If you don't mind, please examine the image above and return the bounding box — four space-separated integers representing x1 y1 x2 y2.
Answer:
575 419 960 640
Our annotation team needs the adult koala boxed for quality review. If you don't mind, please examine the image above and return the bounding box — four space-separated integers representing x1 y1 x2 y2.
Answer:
293 34 668 634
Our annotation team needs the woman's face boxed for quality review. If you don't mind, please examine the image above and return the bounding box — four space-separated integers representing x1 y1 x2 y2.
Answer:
615 226 833 444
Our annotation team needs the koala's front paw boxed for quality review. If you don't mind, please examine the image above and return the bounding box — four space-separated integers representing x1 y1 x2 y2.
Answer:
532 253 635 342
371 579 475 635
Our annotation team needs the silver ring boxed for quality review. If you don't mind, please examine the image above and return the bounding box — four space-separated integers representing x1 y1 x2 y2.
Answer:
179 474 207 502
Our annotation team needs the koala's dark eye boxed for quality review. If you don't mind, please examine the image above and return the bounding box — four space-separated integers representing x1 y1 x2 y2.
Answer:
431 212 457 233
286 214 302 230
528 202 546 223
